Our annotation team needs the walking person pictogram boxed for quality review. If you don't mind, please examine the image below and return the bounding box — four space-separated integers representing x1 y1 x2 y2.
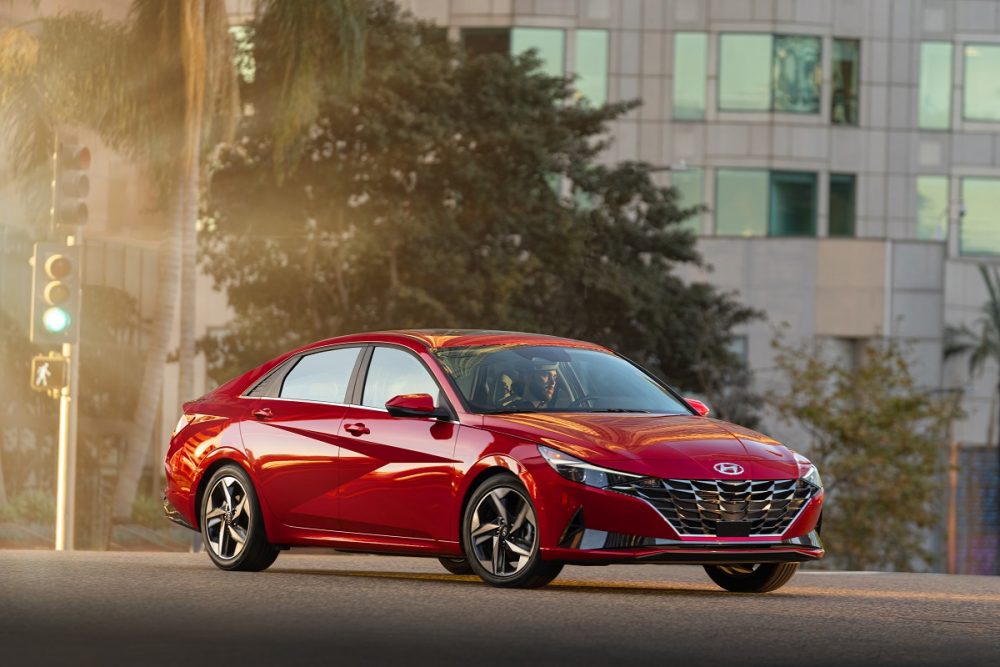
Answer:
35 361 52 388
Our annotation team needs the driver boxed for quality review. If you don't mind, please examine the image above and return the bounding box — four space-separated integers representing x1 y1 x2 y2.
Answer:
524 363 560 408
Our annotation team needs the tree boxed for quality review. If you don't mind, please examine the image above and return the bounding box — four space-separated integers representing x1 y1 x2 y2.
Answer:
944 263 1000 574
0 0 366 521
200 2 759 422
769 336 961 571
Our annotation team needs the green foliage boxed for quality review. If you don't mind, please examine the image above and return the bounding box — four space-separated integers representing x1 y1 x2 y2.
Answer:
130 494 168 528
0 490 57 525
201 1 759 423
945 263 1000 390
769 336 962 571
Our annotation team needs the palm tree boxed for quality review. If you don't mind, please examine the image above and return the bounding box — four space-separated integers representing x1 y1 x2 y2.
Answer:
944 262 1000 574
0 0 365 523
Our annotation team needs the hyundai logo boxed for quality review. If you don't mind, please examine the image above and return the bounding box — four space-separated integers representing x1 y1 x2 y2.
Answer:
713 462 744 476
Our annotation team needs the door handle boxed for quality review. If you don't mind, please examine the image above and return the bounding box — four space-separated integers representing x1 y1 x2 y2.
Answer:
344 422 370 436
252 407 273 420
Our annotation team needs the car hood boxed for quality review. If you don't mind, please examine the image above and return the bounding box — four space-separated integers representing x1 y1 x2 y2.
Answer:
481 413 803 480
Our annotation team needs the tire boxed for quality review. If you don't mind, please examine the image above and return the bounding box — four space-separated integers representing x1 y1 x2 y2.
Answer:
200 464 279 572
461 473 563 589
703 563 799 593
438 557 474 575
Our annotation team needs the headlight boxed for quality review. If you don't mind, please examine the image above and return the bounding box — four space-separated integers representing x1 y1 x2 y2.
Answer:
802 464 823 489
538 445 649 489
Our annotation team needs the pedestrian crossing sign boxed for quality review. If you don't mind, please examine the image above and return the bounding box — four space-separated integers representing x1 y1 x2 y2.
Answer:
31 354 67 396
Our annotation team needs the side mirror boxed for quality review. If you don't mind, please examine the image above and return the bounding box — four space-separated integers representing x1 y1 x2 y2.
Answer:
684 397 711 417
385 393 446 419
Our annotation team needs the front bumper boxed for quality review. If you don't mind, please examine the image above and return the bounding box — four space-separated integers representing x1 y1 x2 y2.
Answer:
527 458 825 565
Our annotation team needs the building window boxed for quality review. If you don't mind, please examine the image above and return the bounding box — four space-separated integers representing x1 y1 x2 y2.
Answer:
716 169 818 237
916 176 948 241
718 34 773 111
673 32 707 120
461 28 511 56
715 169 769 236
964 44 1000 122
960 178 1000 255
718 33 821 113
831 39 860 125
772 35 821 113
918 42 952 129
770 171 817 236
829 173 856 237
511 28 565 77
672 169 704 233
574 30 608 106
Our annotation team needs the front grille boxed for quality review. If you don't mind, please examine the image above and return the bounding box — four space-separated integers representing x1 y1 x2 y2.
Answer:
617 478 815 537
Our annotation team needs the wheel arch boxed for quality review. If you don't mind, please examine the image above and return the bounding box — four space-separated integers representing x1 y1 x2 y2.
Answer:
456 455 537 546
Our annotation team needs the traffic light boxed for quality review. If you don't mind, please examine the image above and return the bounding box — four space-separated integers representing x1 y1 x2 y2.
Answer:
30 242 81 345
52 140 90 226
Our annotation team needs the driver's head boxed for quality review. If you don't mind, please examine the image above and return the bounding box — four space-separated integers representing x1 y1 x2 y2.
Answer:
526 363 559 402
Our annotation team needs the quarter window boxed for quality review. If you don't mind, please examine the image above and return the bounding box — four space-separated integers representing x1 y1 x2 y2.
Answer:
279 347 360 403
362 347 441 409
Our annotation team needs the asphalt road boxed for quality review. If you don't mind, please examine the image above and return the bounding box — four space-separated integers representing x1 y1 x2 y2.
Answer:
1 550 998 666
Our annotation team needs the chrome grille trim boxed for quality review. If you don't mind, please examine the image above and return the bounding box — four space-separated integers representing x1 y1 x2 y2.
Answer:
615 478 815 537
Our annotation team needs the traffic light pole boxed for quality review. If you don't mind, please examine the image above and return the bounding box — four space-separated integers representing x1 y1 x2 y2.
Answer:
54 232 80 551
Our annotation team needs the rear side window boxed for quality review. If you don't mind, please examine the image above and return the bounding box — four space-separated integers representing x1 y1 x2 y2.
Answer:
361 347 440 408
279 347 360 403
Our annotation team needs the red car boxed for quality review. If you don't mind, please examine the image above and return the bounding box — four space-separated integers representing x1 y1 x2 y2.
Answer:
164 330 824 591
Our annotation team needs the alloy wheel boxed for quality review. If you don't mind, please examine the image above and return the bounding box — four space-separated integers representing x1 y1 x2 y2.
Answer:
469 486 537 577
204 475 250 561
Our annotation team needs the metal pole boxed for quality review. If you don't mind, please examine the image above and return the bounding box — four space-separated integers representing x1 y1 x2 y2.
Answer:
947 440 958 574
54 232 80 551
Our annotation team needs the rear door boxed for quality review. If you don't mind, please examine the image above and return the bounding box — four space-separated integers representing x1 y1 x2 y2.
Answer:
240 345 364 531
336 345 460 540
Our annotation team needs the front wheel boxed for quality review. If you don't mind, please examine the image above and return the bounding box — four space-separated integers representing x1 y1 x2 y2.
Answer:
200 464 279 572
462 474 563 588
703 563 799 593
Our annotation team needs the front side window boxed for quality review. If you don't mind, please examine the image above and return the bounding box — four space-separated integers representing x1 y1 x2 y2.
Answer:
964 43 1000 122
434 345 690 415
919 42 952 129
279 347 360 403
362 347 441 408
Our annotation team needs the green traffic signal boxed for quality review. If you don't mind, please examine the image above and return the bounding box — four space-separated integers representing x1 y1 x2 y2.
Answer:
42 306 71 334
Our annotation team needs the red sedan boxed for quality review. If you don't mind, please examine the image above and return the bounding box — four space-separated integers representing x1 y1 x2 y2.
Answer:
164 330 824 591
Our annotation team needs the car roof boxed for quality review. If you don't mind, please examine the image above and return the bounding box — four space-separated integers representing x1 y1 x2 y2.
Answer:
308 329 609 352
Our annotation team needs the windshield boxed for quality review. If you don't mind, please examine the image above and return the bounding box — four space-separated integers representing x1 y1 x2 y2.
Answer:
433 345 692 415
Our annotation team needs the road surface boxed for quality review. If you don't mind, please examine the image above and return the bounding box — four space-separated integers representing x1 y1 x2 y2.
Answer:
0 550 997 666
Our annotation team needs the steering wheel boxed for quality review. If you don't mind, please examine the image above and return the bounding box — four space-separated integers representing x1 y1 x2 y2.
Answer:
567 394 601 409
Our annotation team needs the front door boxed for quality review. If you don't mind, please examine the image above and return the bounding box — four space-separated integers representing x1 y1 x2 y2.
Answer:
336 345 459 540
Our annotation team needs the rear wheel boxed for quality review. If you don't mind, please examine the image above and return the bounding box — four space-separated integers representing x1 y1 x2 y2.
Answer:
201 464 279 572
703 563 799 593
462 474 563 588
438 557 474 575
